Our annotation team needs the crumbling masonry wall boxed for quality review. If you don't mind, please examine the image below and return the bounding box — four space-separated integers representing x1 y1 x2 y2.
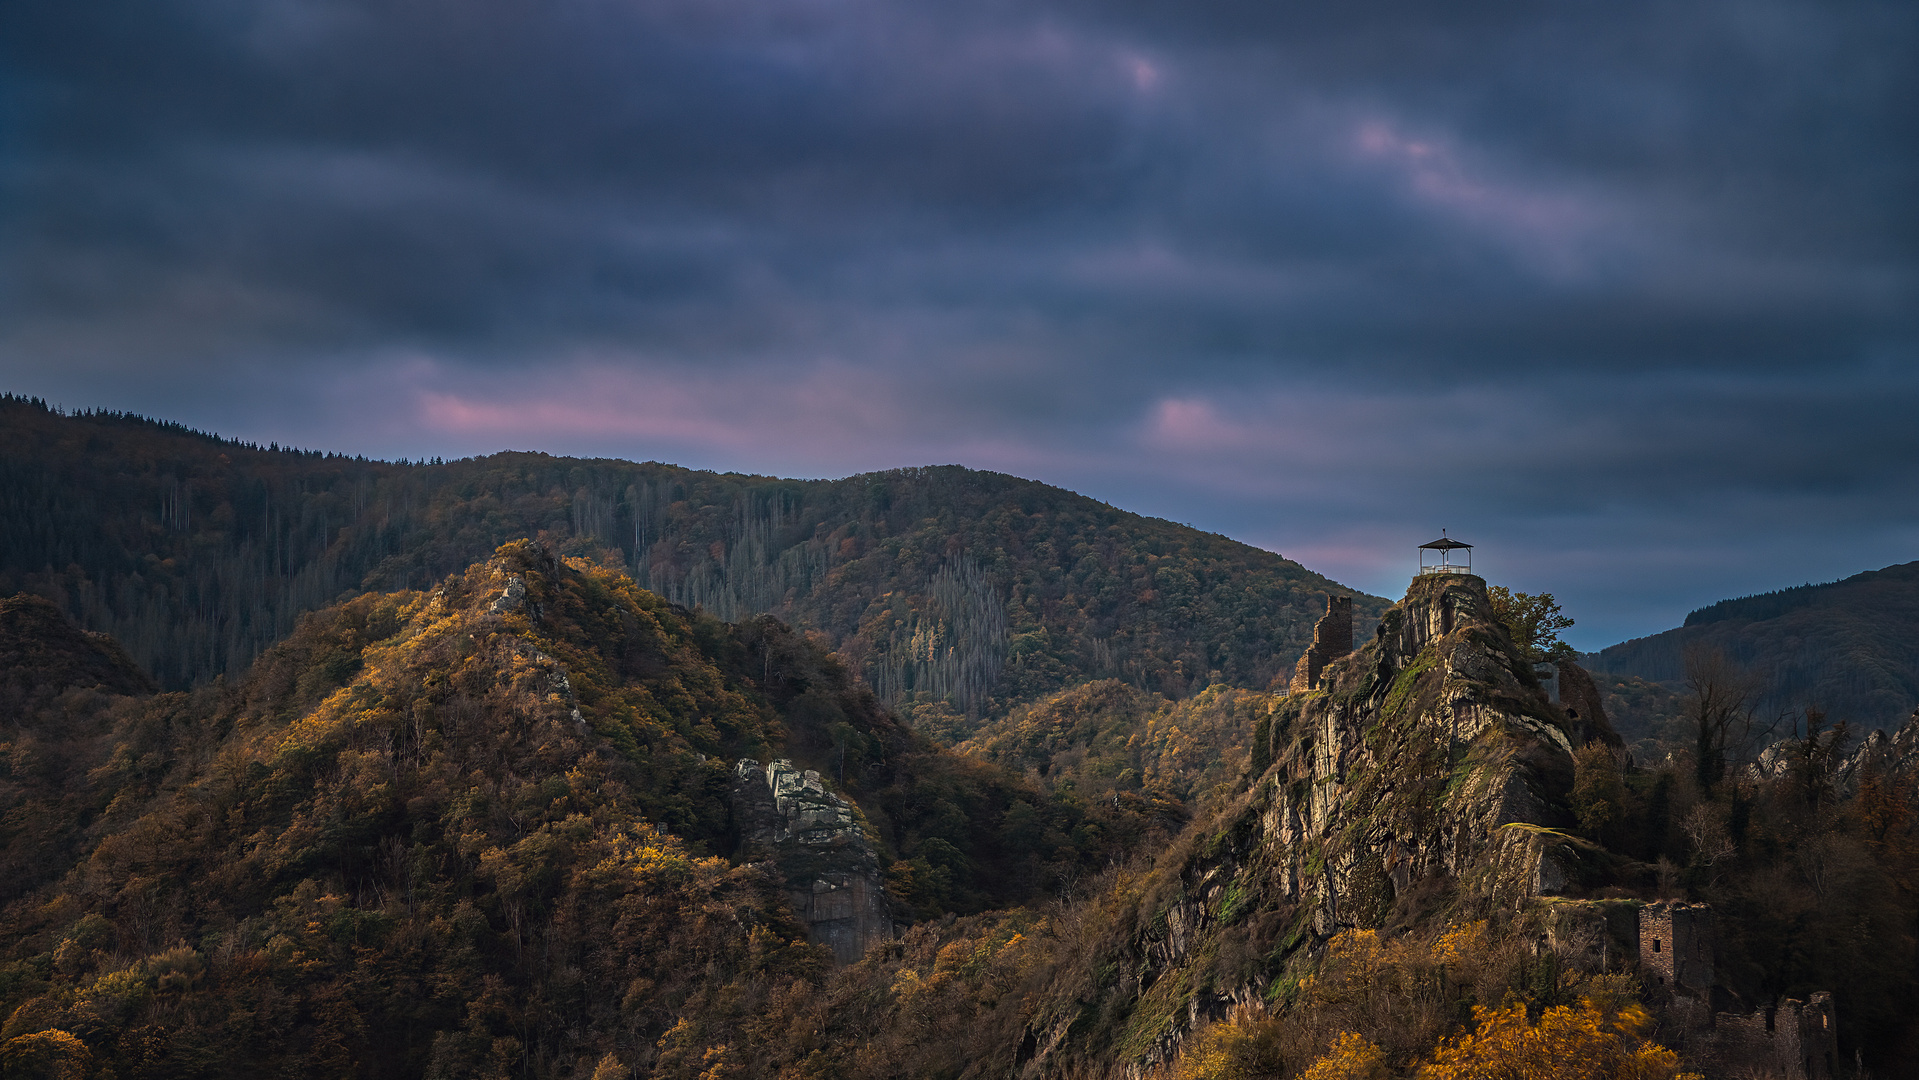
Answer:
1548 899 1838 1078
1640 900 1715 1005
1710 994 1836 1080
1288 595 1354 694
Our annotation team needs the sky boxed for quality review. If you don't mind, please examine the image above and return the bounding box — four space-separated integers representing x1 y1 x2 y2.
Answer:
2 0 1915 650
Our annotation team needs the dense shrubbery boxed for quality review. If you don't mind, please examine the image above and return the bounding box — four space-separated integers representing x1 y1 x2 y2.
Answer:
1561 714 1919 1066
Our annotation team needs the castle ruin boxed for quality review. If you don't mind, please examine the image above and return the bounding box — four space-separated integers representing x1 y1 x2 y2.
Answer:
1288 594 1353 694
1640 900 1716 1004
1546 898 1838 1079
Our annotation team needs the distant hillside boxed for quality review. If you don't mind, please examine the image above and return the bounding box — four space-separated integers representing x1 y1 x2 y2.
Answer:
0 593 154 715
0 395 1388 719
950 678 1264 809
1590 560 1919 730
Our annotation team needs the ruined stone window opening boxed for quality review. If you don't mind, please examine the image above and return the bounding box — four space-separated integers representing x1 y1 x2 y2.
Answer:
1653 938 1661 952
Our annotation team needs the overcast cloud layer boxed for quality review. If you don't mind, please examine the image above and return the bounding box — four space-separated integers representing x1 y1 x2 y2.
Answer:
3 0 1915 648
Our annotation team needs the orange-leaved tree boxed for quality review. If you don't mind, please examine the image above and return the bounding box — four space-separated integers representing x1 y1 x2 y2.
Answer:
1418 989 1699 1080
1298 1031 1390 1080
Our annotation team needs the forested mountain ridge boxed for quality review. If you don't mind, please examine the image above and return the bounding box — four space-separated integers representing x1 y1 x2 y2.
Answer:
3 551 1915 1077
0 395 1387 721
0 542 1182 1076
1590 560 1919 732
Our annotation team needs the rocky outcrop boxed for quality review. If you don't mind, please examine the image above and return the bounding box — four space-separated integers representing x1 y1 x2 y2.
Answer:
1266 573 1582 922
487 573 529 615
1555 658 1624 750
1837 707 1919 790
1030 573 1584 1076
732 759 893 965
1287 595 1353 694
1751 706 1919 796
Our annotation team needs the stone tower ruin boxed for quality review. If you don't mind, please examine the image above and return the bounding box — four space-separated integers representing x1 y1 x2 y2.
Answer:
1640 900 1715 1007
1289 594 1353 694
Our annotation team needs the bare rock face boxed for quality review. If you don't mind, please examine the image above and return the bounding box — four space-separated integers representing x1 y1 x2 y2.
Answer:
1751 706 1919 797
1555 659 1624 750
486 574 528 615
1837 707 1919 790
1039 572 1585 1076
732 759 893 965
1262 573 1582 926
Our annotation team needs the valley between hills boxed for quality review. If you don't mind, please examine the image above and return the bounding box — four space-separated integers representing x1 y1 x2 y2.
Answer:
1 397 1915 1079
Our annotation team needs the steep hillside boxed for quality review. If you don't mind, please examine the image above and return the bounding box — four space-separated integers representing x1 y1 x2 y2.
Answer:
0 593 154 716
0 396 1388 719
0 594 160 912
728 575 1919 1079
952 679 1265 809
5 563 1915 1077
0 544 1164 1076
1016 571 1597 1074
1591 561 1919 732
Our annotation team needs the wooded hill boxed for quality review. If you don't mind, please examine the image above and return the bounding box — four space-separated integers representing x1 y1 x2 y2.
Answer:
0 396 1386 726
0 542 1202 1076
6 552 1911 1078
1590 561 1919 733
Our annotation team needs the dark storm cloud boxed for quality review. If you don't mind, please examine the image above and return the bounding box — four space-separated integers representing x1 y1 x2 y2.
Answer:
2 0 1914 647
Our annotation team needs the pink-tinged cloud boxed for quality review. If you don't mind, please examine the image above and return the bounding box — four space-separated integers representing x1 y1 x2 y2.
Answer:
415 361 905 458
1123 53 1161 91
1352 119 1614 276
1143 397 1226 448
401 355 1124 480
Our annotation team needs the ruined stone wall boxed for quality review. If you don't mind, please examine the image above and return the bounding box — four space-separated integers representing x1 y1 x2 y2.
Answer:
1639 901 1715 1005
1703 994 1836 1080
732 759 894 965
1288 594 1354 693
1544 899 1840 1079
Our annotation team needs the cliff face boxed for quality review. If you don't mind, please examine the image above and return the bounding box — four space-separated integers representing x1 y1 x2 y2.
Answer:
732 758 894 965
1287 571 1584 906
1034 572 1589 1074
